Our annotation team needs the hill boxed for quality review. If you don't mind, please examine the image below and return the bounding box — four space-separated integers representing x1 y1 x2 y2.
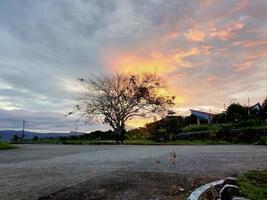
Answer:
0 130 84 141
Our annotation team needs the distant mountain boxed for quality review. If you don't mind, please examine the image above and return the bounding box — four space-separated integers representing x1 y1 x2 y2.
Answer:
0 130 85 141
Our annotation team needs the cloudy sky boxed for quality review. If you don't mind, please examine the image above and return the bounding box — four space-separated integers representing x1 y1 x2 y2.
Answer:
0 0 267 132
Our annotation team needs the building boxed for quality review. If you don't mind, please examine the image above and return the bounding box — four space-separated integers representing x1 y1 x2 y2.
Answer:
250 103 262 113
190 109 215 124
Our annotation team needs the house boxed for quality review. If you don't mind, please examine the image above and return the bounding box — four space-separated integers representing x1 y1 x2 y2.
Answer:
190 109 215 124
250 103 262 113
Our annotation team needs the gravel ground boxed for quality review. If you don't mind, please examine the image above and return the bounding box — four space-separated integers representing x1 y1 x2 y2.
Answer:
0 144 266 200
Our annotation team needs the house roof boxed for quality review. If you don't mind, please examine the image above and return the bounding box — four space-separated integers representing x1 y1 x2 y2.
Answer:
190 109 216 116
190 109 215 121
250 103 262 110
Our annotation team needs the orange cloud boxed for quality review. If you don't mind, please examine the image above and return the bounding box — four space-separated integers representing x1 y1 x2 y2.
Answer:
209 21 245 40
243 40 267 48
185 29 206 42
184 21 245 42
206 75 218 82
175 47 201 57
246 51 267 62
106 53 175 74
169 48 201 67
200 45 213 55
233 62 252 72
233 39 267 48
105 47 203 75
233 50 267 72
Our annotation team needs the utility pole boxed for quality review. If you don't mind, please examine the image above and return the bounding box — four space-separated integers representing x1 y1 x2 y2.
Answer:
248 97 250 120
22 120 26 140
75 127 78 136
209 108 212 123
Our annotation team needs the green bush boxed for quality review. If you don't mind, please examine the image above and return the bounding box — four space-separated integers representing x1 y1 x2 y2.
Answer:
149 128 171 142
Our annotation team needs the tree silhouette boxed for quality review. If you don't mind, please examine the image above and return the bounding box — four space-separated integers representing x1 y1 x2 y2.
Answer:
68 73 175 143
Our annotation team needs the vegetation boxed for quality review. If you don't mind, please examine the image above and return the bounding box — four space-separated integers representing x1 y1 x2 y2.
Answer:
67 73 175 143
182 120 267 132
0 142 16 150
126 118 267 142
125 97 267 142
226 103 249 122
238 170 267 200
11 96 267 145
182 124 220 133
263 98 267 119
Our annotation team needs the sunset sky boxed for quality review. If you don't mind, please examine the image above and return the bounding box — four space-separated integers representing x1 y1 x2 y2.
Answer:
0 0 267 132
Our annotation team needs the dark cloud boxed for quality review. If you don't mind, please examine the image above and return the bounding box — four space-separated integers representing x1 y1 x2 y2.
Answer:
0 0 266 130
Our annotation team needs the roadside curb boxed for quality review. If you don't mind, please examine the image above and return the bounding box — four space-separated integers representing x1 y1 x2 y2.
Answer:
187 179 224 200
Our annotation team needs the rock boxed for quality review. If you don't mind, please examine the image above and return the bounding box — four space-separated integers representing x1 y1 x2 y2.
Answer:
222 177 238 187
220 184 241 200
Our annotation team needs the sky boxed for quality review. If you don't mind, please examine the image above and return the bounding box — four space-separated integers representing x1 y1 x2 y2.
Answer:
0 0 267 132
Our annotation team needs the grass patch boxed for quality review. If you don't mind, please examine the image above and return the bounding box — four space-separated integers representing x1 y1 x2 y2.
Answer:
238 170 267 200
0 142 17 150
183 124 221 133
182 123 267 133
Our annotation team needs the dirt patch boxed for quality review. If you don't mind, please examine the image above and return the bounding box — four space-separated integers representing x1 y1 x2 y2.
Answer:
39 171 218 200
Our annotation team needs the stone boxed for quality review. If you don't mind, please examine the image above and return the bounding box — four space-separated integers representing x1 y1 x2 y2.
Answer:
220 184 241 200
222 177 238 187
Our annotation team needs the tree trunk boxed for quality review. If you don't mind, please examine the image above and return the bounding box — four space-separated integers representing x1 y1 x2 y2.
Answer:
114 127 122 144
114 125 125 144
115 128 120 143
120 128 126 143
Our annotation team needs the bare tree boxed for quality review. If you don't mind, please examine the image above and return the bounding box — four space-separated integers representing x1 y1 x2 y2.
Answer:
68 73 175 143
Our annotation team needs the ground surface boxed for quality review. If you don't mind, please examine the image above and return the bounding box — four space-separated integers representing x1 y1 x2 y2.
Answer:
0 144 267 200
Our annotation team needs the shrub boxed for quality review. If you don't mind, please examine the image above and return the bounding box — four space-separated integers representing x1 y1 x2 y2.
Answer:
126 128 151 140
178 131 209 140
217 127 266 143
183 124 209 133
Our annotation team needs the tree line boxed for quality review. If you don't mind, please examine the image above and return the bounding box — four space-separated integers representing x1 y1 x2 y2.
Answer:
67 72 267 143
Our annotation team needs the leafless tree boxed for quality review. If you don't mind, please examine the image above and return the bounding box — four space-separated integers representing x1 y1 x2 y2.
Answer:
68 73 175 143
